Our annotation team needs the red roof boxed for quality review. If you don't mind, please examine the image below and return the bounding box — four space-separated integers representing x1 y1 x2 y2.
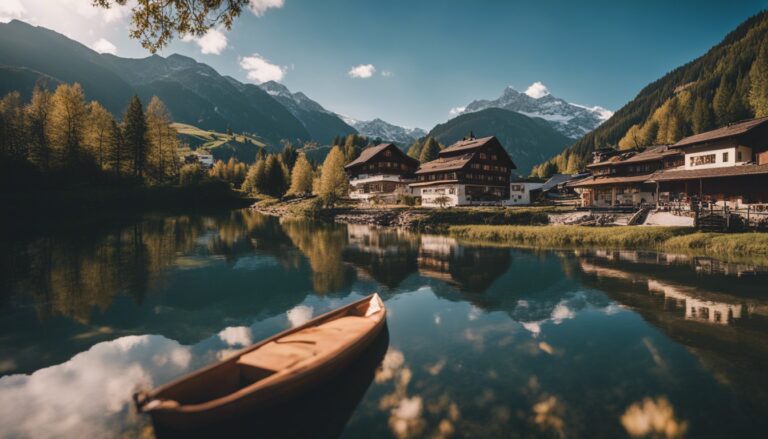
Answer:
672 117 768 148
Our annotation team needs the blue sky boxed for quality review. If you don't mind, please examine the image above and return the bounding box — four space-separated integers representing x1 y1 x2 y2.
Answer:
4 0 768 129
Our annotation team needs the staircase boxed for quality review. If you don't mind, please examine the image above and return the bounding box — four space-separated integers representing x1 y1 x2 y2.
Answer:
628 207 651 226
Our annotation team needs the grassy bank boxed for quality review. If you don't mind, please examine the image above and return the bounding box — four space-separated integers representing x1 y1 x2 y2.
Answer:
449 224 768 263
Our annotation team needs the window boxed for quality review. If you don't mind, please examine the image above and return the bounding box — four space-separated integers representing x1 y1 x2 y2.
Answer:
483 164 490 171
385 150 392 157
492 154 498 160
690 154 716 166
479 153 487 159
723 152 729 163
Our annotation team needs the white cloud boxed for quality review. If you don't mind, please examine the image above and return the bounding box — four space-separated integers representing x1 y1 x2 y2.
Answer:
0 0 25 22
218 326 252 347
449 106 466 116
91 37 117 55
195 28 228 55
248 0 285 16
287 305 313 327
348 64 376 79
239 53 287 83
381 70 393 77
525 81 550 99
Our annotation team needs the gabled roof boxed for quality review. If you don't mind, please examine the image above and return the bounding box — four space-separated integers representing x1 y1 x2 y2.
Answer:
440 136 496 154
540 173 583 191
672 117 768 148
414 153 475 174
587 145 681 168
344 143 418 168
648 163 768 182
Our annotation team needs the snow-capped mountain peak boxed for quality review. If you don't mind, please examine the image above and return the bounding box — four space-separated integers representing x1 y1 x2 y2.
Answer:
344 117 426 145
456 83 613 138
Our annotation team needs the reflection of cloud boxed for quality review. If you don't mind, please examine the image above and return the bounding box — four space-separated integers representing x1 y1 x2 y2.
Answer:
286 305 314 328
532 395 566 438
621 396 688 438
642 338 665 369
538 341 555 355
426 358 446 376
434 313 442 325
521 321 542 337
389 396 424 438
376 348 405 383
218 326 252 347
0 335 191 438
551 303 574 323
467 306 482 321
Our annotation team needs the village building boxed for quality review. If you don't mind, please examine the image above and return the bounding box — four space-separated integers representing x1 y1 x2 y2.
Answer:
507 180 544 205
571 145 683 208
410 135 516 207
344 143 420 203
649 116 768 208
570 116 768 211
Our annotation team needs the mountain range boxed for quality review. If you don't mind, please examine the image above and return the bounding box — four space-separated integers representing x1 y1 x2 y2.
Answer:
428 108 572 174
341 117 427 146
455 86 613 139
533 11 768 176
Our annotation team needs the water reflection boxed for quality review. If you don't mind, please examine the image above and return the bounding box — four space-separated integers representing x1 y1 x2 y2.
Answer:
3 212 768 437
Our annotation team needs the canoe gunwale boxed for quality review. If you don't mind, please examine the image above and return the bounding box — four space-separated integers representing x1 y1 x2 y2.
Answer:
135 293 385 416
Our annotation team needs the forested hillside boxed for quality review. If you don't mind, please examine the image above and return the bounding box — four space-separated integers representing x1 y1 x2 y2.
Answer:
532 11 768 177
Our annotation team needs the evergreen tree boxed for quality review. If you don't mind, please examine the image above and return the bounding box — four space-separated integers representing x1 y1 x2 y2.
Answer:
713 75 735 126
749 41 768 117
418 137 441 163
243 158 266 194
280 141 298 170
123 95 149 178
146 96 178 183
25 85 52 170
50 83 88 169
692 98 713 133
288 153 313 195
264 154 289 197
407 139 423 159
86 101 113 170
319 145 348 204
107 118 127 176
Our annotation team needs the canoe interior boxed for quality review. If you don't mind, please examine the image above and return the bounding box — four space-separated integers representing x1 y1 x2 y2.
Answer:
148 294 384 407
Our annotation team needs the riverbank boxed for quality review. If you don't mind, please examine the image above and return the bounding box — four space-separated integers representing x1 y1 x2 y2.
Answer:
250 197 561 232
449 224 768 264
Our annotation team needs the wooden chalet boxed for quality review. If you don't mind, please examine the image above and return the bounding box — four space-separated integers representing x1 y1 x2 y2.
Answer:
571 117 768 211
344 143 420 203
570 145 683 208
410 135 515 207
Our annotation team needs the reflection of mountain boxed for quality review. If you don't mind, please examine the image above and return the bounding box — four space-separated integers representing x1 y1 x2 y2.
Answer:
577 252 768 417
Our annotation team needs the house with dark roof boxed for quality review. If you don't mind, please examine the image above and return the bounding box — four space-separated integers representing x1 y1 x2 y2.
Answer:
570 145 683 208
571 117 768 210
344 143 420 203
410 135 515 207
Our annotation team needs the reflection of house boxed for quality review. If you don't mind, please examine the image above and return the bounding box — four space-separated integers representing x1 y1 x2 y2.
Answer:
344 143 420 203
343 225 419 288
417 235 510 292
410 135 516 207
648 280 743 325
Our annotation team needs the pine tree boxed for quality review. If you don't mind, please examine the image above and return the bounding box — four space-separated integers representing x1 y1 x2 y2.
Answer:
407 139 423 159
418 137 441 163
25 86 52 169
86 101 113 170
243 158 266 194
123 95 149 178
280 141 298 170
692 98 713 134
49 83 88 169
288 153 313 195
750 41 768 117
107 118 127 176
145 96 178 183
319 145 348 205
264 154 288 197
713 76 735 126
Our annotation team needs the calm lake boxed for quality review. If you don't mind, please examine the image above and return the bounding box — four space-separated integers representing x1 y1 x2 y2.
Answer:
1 209 768 438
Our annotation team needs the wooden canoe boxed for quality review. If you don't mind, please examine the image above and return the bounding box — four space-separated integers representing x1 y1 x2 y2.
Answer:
134 293 387 429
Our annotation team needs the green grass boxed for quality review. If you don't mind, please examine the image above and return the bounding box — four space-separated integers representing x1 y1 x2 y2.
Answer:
449 224 768 264
173 123 267 163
